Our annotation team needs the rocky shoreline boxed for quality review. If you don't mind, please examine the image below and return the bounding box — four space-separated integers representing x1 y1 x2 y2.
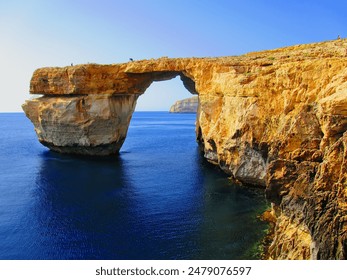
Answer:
23 39 347 259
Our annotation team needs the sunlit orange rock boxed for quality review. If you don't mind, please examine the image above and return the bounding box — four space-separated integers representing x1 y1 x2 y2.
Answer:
23 39 347 259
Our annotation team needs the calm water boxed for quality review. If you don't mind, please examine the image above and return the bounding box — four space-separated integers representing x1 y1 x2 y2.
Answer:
0 112 269 260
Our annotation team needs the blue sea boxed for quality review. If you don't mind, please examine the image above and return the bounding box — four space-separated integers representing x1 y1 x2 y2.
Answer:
0 112 269 260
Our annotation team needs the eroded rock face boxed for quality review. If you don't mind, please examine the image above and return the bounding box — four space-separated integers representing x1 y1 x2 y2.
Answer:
22 94 138 155
23 39 347 259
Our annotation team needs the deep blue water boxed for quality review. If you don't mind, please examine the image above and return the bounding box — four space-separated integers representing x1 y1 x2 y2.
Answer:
0 112 268 260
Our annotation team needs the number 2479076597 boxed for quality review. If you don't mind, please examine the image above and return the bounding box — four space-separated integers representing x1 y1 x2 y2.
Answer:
187 266 251 276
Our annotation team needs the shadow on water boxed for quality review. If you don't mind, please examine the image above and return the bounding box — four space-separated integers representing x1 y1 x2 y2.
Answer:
26 151 139 259
193 155 269 260
24 148 269 260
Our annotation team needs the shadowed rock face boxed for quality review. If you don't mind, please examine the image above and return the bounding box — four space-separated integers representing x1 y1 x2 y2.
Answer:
23 40 347 259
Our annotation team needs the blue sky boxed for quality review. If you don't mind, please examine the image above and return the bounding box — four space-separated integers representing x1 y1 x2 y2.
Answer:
0 0 346 111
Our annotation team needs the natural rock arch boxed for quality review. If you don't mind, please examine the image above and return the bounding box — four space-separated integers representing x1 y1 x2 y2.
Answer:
23 40 347 260
23 61 199 156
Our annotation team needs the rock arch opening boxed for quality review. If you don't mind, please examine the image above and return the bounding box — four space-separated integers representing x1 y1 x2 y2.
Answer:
134 74 197 112
23 65 199 156
125 71 198 96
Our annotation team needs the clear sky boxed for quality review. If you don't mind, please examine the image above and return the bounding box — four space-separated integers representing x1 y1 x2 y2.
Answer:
0 0 346 112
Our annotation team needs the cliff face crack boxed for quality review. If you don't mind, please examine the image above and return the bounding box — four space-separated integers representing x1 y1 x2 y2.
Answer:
22 40 347 259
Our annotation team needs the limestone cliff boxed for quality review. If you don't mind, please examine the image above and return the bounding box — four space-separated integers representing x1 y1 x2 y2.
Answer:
22 94 137 155
23 39 347 259
169 96 199 113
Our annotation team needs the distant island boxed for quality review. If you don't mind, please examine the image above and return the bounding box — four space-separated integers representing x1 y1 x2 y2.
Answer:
169 96 198 113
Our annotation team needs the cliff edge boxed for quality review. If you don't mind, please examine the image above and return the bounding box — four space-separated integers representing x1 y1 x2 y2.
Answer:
23 39 347 259
169 96 198 113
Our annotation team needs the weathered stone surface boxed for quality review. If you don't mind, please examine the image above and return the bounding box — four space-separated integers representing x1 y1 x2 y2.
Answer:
169 96 199 113
23 39 347 259
22 94 137 155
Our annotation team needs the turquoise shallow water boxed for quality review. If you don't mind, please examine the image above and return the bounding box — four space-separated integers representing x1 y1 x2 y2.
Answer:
0 112 269 259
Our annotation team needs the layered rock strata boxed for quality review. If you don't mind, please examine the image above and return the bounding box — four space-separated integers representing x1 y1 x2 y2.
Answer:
22 94 137 155
169 96 199 113
23 39 347 259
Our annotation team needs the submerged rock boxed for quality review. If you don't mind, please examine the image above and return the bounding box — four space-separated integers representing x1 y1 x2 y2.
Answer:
23 39 347 259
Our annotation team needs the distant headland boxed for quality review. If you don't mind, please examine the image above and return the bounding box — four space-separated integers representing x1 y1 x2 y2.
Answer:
169 96 198 113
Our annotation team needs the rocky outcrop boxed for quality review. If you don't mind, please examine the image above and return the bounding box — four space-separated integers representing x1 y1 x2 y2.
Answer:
23 39 347 259
22 94 137 155
169 96 199 113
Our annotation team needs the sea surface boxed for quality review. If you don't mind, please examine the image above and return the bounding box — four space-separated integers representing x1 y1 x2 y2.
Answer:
0 112 269 260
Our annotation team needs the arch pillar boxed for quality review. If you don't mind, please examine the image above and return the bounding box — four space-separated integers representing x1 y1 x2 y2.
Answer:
23 94 138 155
